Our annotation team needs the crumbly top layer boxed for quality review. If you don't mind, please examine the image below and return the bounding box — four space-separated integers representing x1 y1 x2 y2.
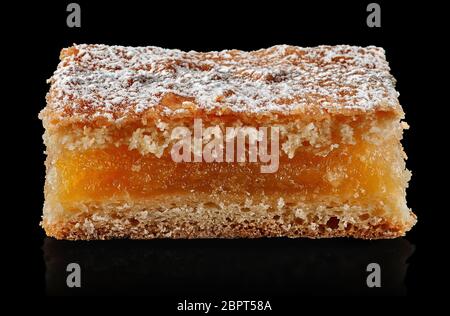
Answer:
43 44 402 125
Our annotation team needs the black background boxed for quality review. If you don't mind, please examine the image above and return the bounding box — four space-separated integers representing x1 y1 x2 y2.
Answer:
5 0 446 299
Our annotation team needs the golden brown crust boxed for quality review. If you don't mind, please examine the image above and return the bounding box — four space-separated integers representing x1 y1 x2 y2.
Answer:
42 203 416 240
40 44 404 130
41 189 416 241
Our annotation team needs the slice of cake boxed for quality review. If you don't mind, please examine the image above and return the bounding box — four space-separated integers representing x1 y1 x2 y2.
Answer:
39 44 416 240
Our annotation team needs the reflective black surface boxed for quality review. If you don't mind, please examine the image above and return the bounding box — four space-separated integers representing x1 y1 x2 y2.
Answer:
44 238 413 295
10 0 441 296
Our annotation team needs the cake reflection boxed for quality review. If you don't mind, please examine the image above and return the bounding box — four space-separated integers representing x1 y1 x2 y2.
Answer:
44 238 414 295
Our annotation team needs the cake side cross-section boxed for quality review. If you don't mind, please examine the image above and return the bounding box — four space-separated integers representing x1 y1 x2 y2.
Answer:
40 44 416 240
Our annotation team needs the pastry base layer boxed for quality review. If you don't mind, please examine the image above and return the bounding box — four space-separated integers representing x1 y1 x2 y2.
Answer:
42 199 416 240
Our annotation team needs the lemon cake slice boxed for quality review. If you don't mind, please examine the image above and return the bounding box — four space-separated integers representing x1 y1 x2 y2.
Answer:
40 44 416 240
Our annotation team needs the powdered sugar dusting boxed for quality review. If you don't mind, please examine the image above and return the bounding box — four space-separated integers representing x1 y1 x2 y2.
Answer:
46 44 400 121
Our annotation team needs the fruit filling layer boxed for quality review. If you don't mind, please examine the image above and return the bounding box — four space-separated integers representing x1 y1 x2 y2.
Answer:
53 137 406 210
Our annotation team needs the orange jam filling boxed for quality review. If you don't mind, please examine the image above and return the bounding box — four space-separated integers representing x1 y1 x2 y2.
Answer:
54 139 404 208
